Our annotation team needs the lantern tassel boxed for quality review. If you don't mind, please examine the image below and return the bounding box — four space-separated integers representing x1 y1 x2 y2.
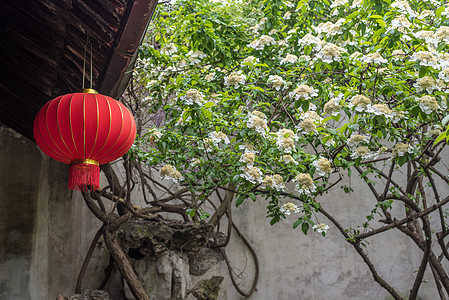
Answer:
69 160 100 191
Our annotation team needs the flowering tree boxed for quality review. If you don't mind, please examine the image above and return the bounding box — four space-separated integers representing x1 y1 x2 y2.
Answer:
86 0 449 299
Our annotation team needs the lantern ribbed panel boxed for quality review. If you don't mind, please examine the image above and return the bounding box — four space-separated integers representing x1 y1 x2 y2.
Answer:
33 92 137 190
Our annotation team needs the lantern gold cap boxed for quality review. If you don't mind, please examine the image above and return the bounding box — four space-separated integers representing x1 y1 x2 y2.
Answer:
82 88 98 94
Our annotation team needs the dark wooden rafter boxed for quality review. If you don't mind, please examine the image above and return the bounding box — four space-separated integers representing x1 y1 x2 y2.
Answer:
0 0 157 141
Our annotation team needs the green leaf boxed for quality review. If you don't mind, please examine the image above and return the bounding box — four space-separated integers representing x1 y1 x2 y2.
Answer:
204 101 216 108
248 192 257 202
201 107 212 119
301 222 309 235
436 6 445 17
419 67 428 78
434 131 447 145
235 194 246 207
375 19 386 28
293 219 301 229
346 11 359 21
252 86 265 92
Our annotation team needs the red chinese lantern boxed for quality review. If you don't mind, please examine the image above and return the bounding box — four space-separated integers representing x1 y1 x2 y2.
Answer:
33 89 137 190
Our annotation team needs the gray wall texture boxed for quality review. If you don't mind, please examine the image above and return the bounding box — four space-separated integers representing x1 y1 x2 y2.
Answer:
0 125 442 299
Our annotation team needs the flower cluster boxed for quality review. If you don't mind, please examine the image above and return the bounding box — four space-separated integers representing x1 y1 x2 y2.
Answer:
209 131 230 145
391 142 413 157
313 223 329 234
280 202 300 215
248 35 275 50
160 164 184 183
224 71 246 88
247 111 268 135
289 84 318 100
262 174 286 191
419 95 440 114
293 173 316 195
312 157 332 177
241 166 263 184
267 75 286 91
182 89 204 105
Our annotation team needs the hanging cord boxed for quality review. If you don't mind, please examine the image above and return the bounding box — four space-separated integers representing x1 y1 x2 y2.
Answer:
82 33 93 89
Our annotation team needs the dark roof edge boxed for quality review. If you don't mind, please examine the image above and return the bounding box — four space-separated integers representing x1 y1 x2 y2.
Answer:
98 0 158 98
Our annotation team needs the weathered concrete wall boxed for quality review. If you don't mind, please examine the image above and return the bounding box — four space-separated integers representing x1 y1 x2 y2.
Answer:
222 177 442 300
0 126 107 299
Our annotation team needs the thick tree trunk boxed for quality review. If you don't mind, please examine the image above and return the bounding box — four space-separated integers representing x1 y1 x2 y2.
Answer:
103 228 150 300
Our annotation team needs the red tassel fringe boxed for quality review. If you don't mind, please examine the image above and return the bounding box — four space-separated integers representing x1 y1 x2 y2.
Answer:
69 163 100 191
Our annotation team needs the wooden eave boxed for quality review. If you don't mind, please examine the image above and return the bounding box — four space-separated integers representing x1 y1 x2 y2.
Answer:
0 0 158 141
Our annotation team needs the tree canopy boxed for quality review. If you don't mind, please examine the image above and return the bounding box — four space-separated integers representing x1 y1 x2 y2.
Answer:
118 0 449 298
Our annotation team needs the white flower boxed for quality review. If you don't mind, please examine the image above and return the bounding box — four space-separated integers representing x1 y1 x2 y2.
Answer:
410 51 438 68
276 137 295 153
360 52 388 64
414 31 436 46
392 110 407 123
313 223 329 234
248 35 275 50
187 50 207 65
390 1 416 17
224 71 246 88
315 43 345 63
284 11 292 20
160 43 178 55
438 52 449 69
297 118 317 134
160 164 184 183
297 110 322 122
435 26 449 45
439 68 449 82
293 173 316 195
331 0 348 8
315 21 343 37
240 166 263 184
348 134 369 147
391 49 405 61
368 104 394 118
239 142 256 154
247 114 268 135
414 76 440 93
419 95 440 114
289 84 318 100
209 131 230 145
391 142 413 157
350 146 375 160
280 202 300 215
298 34 321 46
313 157 332 177
351 0 362 8
348 95 372 112
181 89 204 105
282 154 298 165
205 72 215 82
389 15 411 33
242 55 259 65
268 75 286 90
273 174 286 191
240 152 255 165
417 10 434 20
324 98 341 116
280 54 298 64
